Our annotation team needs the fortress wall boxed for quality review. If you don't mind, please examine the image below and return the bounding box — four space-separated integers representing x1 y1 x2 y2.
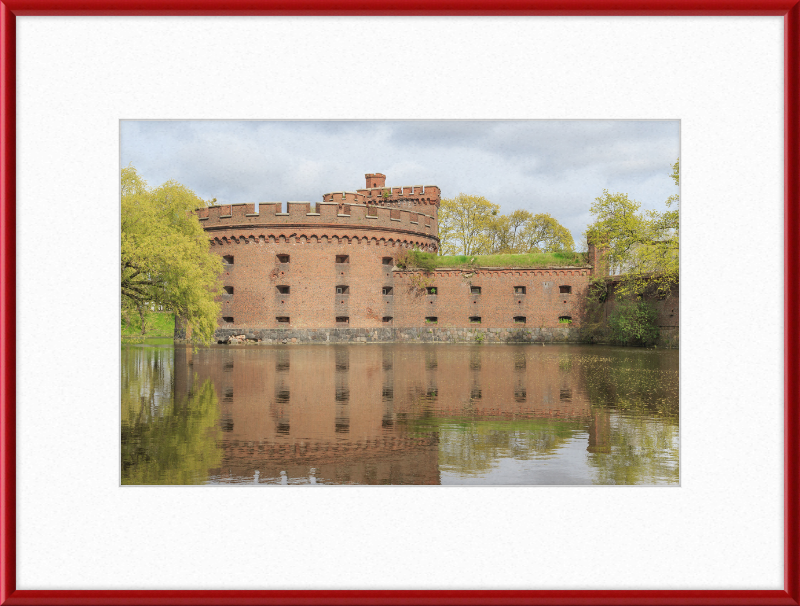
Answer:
198 202 438 238
390 268 591 329
210 236 590 330
209 233 437 329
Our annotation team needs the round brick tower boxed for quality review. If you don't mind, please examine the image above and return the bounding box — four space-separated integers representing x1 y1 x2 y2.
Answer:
199 173 441 330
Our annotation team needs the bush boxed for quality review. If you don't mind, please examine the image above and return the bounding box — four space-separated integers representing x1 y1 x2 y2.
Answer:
608 299 660 346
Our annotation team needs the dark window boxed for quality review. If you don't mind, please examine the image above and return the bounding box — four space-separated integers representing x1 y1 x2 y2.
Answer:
425 316 438 324
335 255 349 263
277 285 290 294
223 286 234 295
470 388 482 400
382 316 393 323
426 287 437 295
277 254 290 263
559 285 572 294
382 287 393 295
514 286 526 295
471 286 481 295
382 257 393 265
559 316 573 324
276 423 290 435
335 387 350 402
336 285 349 294
514 316 527 324
222 255 234 264
222 316 234 323
560 389 573 401
469 316 481 323
276 317 290 323
514 387 527 402
336 316 349 324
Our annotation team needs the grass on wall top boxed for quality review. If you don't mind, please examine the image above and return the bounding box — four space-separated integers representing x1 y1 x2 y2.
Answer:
397 250 588 271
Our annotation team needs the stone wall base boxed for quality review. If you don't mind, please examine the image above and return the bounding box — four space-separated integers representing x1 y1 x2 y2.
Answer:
175 326 583 345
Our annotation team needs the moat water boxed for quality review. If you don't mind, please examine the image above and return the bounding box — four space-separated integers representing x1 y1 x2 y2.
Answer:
121 342 679 485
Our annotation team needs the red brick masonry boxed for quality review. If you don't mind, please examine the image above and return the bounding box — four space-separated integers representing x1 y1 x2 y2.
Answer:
197 174 593 331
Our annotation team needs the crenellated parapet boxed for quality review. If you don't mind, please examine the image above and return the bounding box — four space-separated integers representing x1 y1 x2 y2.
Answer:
321 185 441 208
197 201 438 243
321 174 440 214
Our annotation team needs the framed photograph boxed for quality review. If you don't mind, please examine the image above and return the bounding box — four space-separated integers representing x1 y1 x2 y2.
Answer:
1 3 797 605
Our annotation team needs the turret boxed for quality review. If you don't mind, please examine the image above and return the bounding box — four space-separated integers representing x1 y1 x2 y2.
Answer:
365 173 386 188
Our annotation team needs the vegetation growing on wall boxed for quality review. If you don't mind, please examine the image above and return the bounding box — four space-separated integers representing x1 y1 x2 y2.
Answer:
396 249 587 271
607 299 660 347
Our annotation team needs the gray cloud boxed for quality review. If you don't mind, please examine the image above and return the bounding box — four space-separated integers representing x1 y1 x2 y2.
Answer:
121 120 679 247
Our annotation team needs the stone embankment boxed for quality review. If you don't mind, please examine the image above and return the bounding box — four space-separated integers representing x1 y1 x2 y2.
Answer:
175 326 582 345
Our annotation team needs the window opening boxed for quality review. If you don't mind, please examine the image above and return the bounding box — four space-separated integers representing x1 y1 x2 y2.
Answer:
223 286 234 295
558 316 573 324
223 255 234 265
382 257 393 265
382 317 393 323
276 316 290 323
471 286 481 295
425 317 438 324
382 287 393 295
559 285 572 294
277 254 290 263
222 317 234 323
469 317 481 323
276 285 290 294
336 316 349 324
336 286 349 295
426 287 437 295
514 286 526 294
514 316 526 324
335 255 349 263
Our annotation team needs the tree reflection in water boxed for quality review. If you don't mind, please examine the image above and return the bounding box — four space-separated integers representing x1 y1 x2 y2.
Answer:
121 345 222 484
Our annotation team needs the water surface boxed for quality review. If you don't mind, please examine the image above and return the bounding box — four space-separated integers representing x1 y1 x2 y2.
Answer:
121 342 678 485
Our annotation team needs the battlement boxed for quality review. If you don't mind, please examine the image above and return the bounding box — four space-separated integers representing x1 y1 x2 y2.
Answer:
322 173 441 210
196 201 438 238
322 185 440 206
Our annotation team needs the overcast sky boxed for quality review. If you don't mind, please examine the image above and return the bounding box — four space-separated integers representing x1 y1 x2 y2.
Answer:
120 120 679 248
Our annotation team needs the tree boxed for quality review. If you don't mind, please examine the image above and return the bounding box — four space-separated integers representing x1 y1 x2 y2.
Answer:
486 209 531 253
485 210 574 254
121 166 223 343
585 160 679 298
519 213 575 253
438 193 500 255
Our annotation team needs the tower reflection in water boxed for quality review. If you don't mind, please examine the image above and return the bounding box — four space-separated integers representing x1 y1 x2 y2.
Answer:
122 343 678 485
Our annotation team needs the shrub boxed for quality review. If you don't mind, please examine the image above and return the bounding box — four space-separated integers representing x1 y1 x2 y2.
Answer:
607 299 660 346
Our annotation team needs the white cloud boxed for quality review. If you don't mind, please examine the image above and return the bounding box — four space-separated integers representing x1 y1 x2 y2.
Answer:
120 120 679 246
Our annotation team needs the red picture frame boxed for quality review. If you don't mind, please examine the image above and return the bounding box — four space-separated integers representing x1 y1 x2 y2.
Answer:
1 3 798 605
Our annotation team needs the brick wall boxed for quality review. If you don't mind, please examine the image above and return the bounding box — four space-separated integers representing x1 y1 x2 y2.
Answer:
193 173 595 335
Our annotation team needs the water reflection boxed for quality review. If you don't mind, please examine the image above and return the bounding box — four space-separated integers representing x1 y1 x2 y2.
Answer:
121 343 678 485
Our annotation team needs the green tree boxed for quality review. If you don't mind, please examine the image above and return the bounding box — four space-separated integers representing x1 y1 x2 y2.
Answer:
121 166 223 343
519 213 575 253
438 193 500 255
486 209 531 253
585 160 679 298
607 299 660 346
486 211 574 254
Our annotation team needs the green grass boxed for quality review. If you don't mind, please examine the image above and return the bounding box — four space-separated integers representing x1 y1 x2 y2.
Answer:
398 250 587 271
122 310 176 339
